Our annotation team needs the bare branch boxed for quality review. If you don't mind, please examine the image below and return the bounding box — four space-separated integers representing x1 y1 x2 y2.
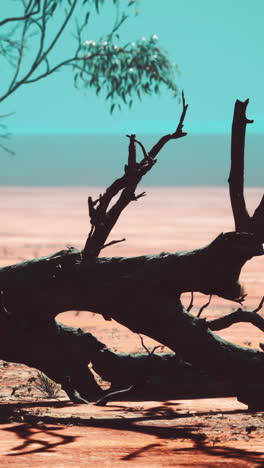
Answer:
228 99 264 241
126 134 137 168
197 295 212 318
134 138 149 160
148 90 188 159
232 294 247 305
0 1 40 27
0 143 15 157
133 191 146 201
8 9 29 92
83 100 188 258
228 99 253 232
138 335 163 357
253 296 264 314
207 298 264 333
35 0 78 67
23 53 100 84
35 0 48 63
101 238 126 250
0 112 15 155
138 334 151 354
94 384 134 406
0 112 15 119
0 0 79 103
187 292 194 312
149 345 164 356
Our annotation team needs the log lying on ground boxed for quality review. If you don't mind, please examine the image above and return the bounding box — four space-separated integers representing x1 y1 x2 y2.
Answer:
0 230 263 406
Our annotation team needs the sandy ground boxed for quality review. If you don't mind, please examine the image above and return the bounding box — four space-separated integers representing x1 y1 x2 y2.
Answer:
0 186 263 467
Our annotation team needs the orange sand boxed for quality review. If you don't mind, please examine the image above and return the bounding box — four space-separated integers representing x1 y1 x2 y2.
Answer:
0 186 263 466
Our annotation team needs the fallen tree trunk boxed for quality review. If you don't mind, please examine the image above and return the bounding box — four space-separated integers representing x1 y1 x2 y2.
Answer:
0 230 263 406
0 97 263 410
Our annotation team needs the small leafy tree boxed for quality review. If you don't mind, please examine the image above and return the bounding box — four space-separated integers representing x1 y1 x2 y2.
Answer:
0 0 179 150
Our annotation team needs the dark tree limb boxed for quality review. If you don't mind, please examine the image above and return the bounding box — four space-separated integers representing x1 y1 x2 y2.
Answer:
228 99 253 232
83 93 188 259
207 297 264 333
197 295 212 318
0 1 40 28
228 99 264 241
0 230 263 400
148 91 188 159
186 292 194 312
101 238 126 250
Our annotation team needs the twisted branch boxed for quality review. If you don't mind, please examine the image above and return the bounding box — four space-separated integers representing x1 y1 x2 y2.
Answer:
83 95 188 258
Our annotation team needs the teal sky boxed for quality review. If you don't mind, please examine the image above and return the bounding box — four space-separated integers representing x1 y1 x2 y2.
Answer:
2 0 264 135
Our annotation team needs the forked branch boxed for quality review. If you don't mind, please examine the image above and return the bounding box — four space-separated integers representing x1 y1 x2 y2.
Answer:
228 99 264 241
83 94 188 258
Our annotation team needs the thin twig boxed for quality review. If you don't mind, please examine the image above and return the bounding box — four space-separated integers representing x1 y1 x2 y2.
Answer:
187 292 194 312
0 0 40 28
233 294 247 305
148 90 188 160
138 335 163 356
134 138 149 160
197 295 212 318
94 385 134 406
101 238 126 250
253 296 264 314
138 334 150 354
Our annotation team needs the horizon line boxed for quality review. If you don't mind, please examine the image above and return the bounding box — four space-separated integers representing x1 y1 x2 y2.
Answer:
9 118 264 136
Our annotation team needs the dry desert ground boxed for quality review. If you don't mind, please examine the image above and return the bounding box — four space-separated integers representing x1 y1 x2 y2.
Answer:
0 186 263 467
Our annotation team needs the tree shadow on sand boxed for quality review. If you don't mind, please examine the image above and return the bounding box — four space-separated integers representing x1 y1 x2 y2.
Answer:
0 400 263 465
4 423 77 456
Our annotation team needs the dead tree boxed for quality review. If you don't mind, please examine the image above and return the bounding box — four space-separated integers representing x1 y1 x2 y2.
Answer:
0 95 264 409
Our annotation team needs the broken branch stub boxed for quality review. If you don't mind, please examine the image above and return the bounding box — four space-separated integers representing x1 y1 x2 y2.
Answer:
228 99 264 241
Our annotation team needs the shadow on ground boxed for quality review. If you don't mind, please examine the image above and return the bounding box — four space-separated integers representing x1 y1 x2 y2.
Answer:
0 400 263 466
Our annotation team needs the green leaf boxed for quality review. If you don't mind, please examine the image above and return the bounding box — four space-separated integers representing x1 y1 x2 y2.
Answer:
84 11 90 25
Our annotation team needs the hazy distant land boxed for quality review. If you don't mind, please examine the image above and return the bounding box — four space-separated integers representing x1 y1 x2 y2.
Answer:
1 133 264 186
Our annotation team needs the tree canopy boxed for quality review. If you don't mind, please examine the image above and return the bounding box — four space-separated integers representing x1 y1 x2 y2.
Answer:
0 0 179 153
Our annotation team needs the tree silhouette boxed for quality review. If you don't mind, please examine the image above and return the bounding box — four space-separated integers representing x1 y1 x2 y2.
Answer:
0 0 178 151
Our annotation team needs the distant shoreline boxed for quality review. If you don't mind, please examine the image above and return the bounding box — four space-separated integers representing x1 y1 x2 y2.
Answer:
1 133 263 186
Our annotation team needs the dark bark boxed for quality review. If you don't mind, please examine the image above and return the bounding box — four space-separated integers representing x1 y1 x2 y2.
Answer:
0 230 263 406
0 232 262 321
207 299 264 332
228 99 264 241
83 92 188 259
